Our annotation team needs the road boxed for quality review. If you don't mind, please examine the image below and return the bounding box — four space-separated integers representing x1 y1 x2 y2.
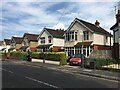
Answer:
2 60 119 89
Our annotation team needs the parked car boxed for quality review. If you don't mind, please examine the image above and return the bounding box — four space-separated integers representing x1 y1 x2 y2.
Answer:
27 54 32 62
69 54 85 65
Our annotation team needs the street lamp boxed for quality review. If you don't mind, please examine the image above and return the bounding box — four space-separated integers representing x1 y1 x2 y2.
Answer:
80 30 84 68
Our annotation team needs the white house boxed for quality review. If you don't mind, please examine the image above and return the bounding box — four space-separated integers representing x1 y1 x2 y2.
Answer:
0 41 4 52
9 36 23 52
2 39 10 52
110 2 120 60
37 28 65 52
65 18 113 57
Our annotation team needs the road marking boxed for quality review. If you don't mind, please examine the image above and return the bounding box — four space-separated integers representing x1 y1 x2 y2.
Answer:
25 76 63 90
0 68 14 74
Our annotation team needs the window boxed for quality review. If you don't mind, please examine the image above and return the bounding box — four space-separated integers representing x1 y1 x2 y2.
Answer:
41 37 45 44
75 32 77 41
83 31 89 40
65 31 77 41
48 36 52 43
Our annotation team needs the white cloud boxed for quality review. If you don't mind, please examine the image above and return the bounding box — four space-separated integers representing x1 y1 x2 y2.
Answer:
53 23 65 30
1 1 119 40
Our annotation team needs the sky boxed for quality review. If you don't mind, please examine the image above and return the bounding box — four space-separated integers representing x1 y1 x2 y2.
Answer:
1 0 120 40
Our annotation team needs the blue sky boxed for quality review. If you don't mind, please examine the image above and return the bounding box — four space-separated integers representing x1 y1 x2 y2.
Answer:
1 0 120 40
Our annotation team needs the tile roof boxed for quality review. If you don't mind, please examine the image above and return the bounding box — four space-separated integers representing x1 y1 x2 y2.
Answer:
44 28 65 39
19 46 29 50
4 39 10 45
23 33 39 42
76 18 112 36
74 41 93 47
12 37 23 44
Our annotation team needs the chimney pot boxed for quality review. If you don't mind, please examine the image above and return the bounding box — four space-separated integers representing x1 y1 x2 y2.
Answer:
95 20 100 27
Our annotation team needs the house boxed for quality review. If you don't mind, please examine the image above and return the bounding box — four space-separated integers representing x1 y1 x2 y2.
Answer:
64 18 113 57
0 41 4 52
37 28 65 52
110 3 120 60
2 39 11 52
20 33 39 52
9 36 23 52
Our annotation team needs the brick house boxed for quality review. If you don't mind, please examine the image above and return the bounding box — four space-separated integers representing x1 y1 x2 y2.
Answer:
37 28 64 52
9 36 23 52
20 33 39 52
65 18 113 57
110 4 120 60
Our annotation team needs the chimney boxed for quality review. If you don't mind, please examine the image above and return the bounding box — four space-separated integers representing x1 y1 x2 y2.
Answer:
116 1 120 22
95 20 100 27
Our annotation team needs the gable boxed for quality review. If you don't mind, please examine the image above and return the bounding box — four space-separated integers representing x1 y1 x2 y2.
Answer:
41 30 52 38
69 21 90 32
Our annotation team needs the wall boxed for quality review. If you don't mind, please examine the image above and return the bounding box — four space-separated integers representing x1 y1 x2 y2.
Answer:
15 44 22 51
89 50 112 59
30 42 38 47
53 38 64 46
93 33 104 45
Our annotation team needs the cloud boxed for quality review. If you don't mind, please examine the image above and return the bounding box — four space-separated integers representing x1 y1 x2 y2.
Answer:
1 1 119 40
53 23 65 30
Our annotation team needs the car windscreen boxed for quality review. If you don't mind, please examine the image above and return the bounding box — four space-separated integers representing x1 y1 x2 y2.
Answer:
73 54 82 58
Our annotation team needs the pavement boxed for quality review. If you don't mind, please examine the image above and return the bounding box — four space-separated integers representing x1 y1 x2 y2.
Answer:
3 58 120 82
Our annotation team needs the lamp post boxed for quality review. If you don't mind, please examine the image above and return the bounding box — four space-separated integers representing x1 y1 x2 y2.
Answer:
80 31 84 68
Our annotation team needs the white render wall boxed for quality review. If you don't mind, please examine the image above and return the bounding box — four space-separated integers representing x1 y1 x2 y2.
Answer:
53 38 64 46
38 31 52 45
93 33 113 46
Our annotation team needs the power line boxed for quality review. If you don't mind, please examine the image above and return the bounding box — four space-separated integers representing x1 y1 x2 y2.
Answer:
54 6 67 29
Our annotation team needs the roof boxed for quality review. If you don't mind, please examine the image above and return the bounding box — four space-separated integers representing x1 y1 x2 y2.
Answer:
12 37 23 44
23 33 39 42
36 44 52 48
110 21 120 30
74 41 93 47
44 28 65 39
71 18 112 36
19 46 29 50
4 39 10 45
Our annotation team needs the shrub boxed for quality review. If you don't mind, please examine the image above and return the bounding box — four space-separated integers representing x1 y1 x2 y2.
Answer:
84 58 117 69
32 52 67 65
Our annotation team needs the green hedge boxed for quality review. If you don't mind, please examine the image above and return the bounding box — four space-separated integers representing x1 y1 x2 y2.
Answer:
32 52 67 65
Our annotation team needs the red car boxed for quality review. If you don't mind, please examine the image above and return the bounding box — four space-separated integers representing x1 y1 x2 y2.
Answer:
69 54 85 65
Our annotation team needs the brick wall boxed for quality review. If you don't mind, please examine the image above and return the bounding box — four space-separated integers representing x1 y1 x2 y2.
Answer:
52 46 62 52
93 44 112 50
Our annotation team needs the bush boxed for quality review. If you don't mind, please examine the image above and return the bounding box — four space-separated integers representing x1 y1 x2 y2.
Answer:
32 52 67 65
7 52 28 60
84 58 117 69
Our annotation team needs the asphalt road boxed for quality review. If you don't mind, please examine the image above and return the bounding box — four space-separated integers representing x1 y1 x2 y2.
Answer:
2 60 119 89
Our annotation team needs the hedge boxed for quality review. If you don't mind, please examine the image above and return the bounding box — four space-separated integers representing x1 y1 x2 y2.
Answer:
32 52 67 65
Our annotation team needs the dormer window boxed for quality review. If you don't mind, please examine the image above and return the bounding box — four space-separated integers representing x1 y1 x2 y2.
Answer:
48 36 52 43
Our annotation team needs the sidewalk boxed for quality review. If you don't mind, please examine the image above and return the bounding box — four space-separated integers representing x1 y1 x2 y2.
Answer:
24 59 120 81
4 58 120 81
